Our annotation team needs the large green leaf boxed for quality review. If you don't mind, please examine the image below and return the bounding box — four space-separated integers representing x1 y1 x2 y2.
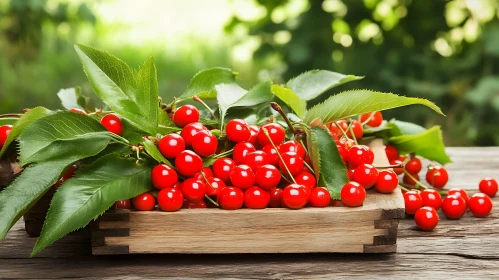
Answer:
0 107 53 158
31 154 153 256
388 120 426 136
143 138 173 167
57 87 88 110
157 109 180 135
286 70 363 101
179 67 238 101
135 57 159 130
272 85 307 118
304 90 444 124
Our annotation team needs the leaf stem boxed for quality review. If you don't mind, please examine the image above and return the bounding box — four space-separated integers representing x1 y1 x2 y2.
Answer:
262 127 297 184
403 170 428 189
205 194 220 207
193 96 216 120
270 102 296 134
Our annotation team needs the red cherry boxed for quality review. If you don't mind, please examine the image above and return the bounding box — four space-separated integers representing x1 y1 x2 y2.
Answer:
193 167 214 181
414 206 439 231
269 187 283 208
226 119 251 143
420 189 442 210
295 171 317 190
375 169 398 193
360 111 383 128
403 173 419 186
353 164 379 189
255 164 281 190
182 200 207 209
132 193 156 211
262 144 279 166
54 166 77 189
282 184 310 209
468 193 493 218
347 169 354 181
384 144 399 161
158 134 185 159
180 178 206 202
205 177 226 196
151 164 178 190
218 186 244 210
69 108 87 115
340 181 366 207
310 187 331 207
279 141 306 159
390 159 404 175
115 199 131 209
173 105 200 128
233 141 256 164
158 187 184 212
346 120 363 140
247 125 260 147
479 178 498 198
425 166 449 189
442 194 467 219
336 143 349 163
230 164 256 190
348 145 374 169
244 150 270 172
447 188 469 204
405 158 422 174
212 157 236 183
328 120 348 140
278 151 304 176
257 123 285 146
192 130 218 157
175 150 203 177
180 122 206 147
244 186 270 209
100 114 123 136
0 125 13 148
403 190 423 215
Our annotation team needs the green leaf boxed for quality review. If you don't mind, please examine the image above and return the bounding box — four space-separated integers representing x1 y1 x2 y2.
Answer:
389 126 451 164
74 44 157 135
286 70 363 101
0 107 53 158
57 87 88 110
179 67 238 101
304 90 444 124
272 85 307 118
157 109 180 135
31 154 153 256
388 120 426 136
143 138 173 167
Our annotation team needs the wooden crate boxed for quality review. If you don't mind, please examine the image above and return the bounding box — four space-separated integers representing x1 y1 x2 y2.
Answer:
92 139 405 255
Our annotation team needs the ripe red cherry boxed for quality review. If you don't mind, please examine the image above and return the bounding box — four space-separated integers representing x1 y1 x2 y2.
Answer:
54 165 77 189
468 193 493 218
175 150 203 177
158 187 184 212
336 142 349 164
212 157 236 183
375 169 398 193
278 151 304 176
328 120 348 140
479 178 498 198
282 184 310 209
360 111 383 128
414 206 439 231
182 200 207 209
420 189 442 210
226 119 251 143
244 150 270 172
384 144 399 161
390 159 404 175
347 169 354 181
348 145 374 169
340 181 366 207
151 164 178 189
295 171 317 190
100 114 123 136
255 164 281 190
405 158 422 174
262 144 279 166
403 190 423 215
230 164 256 190
180 122 206 147
180 178 207 202
346 120 363 140
192 130 218 157
353 164 379 189
257 123 285 146
279 141 306 159
442 194 467 219
425 166 449 189
132 193 156 211
403 173 419 186
115 199 131 209
247 125 260 147
310 187 331 207
447 188 469 204
205 177 226 196
158 134 185 158
173 105 200 127
193 167 214 181
244 186 271 209
69 108 87 115
233 141 256 164
0 125 13 148
218 186 244 210
269 187 283 208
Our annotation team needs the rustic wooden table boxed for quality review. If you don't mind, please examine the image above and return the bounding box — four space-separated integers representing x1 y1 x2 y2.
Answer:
0 147 498 279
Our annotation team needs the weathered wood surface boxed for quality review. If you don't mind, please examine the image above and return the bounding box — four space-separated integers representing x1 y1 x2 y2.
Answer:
1 147 498 279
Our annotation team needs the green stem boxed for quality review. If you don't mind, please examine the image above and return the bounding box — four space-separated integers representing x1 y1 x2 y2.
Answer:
193 96 216 120
348 122 358 145
334 121 349 140
262 127 297 184
270 102 297 134
0 117 20 121
213 148 234 159
403 170 428 189
360 112 376 126
200 170 216 192
398 184 410 192
205 194 220 207
303 161 314 173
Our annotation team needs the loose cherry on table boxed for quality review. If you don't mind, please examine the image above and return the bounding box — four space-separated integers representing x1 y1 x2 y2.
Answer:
278 151 304 176
468 193 493 218
447 188 469 204
346 120 363 140
294 171 317 190
244 186 271 209
420 189 443 210
158 133 185 159
269 187 283 208
340 181 366 207
180 178 207 202
100 114 123 136
244 150 270 172
347 145 374 169
230 164 256 190
352 164 379 189
172 105 200 128
375 169 398 194
403 190 423 215
182 200 207 209
282 184 310 209
218 186 244 210
425 166 449 189
257 123 285 146
151 164 178 190
479 178 498 198
225 119 251 143
0 125 13 147
441 194 467 219
192 130 218 157
360 111 383 128
403 173 419 186
405 158 422 174
132 193 156 211
180 122 206 147
158 187 184 212
255 164 281 190
212 157 236 183
310 187 331 208
414 206 439 231
175 150 203 177
205 177 226 196
262 144 280 166
233 141 256 165
115 199 131 209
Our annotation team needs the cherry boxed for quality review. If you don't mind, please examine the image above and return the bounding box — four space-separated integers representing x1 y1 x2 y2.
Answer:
158 134 185 159
230 164 256 190
226 119 251 143
279 141 306 159
390 159 404 175
262 144 280 166
173 105 200 128
192 130 218 157
278 151 304 176
175 150 203 177
100 114 123 136
247 125 260 147
375 169 398 193
442 194 467 219
255 164 281 190
328 120 348 140
403 173 419 186
294 171 317 190
205 177 226 196
212 157 236 183
282 184 310 209
340 181 366 207
244 186 271 209
180 178 206 202
269 187 283 208
346 120 363 140
360 111 383 128
233 141 256 165
479 178 498 198
54 166 77 189
182 200 207 209
339 137 355 149
257 123 285 146
447 188 469 204
414 206 439 231
132 193 156 211
310 187 331 207
425 166 449 189
218 186 244 210
348 145 374 169
180 122 206 147
69 108 87 115
244 150 270 172
151 164 178 190
353 164 379 189
115 199 131 209
336 143 349 164
405 158 422 174
420 189 442 210
347 169 354 181
403 190 423 215
193 167 214 181
384 144 399 161
158 187 184 212
468 193 493 218
0 125 13 148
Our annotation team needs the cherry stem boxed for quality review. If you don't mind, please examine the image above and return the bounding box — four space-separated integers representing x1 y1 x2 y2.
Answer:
193 96 216 120
204 194 220 207
347 122 358 145
303 160 314 173
398 184 410 192
88 109 112 116
213 148 234 159
0 113 22 118
262 127 297 184
200 171 216 191
279 171 293 183
334 121 350 140
360 112 375 126
403 170 429 189
373 163 402 169
270 102 296 135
